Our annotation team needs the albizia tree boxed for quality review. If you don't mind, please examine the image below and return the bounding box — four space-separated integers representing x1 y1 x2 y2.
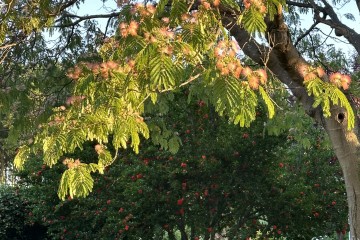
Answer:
1 0 360 237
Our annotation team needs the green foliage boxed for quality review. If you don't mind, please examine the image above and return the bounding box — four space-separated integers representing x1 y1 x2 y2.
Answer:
221 0 241 10
242 7 267 34
259 85 275 119
266 0 287 20
14 146 30 170
169 0 189 25
210 76 257 126
1 0 356 207
305 78 355 130
149 54 179 90
58 161 98 200
97 148 114 171
9 0 287 199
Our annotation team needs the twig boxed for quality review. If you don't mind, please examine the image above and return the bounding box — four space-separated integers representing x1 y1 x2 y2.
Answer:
294 20 320 47
0 43 17 50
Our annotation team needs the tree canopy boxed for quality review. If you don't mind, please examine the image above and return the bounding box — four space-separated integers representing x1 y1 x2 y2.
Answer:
1 0 360 238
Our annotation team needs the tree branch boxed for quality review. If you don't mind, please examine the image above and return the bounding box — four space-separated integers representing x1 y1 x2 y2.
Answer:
294 20 320 47
285 0 312 8
308 0 360 54
59 0 80 12
55 12 120 28
0 43 17 50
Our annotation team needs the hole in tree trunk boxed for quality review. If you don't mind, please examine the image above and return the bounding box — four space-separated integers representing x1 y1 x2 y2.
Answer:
337 112 345 123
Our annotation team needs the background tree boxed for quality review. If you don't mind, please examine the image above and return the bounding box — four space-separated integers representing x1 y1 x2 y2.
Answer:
0 0 359 237
14 95 347 240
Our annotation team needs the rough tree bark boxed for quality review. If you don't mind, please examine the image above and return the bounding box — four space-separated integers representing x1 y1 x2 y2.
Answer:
221 5 360 239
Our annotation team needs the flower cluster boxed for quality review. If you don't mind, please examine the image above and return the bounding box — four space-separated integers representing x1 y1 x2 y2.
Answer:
302 66 351 90
200 0 211 10
329 73 351 90
131 3 156 17
65 95 86 105
62 158 81 169
214 39 267 89
243 0 267 13
246 68 267 90
214 40 242 77
119 20 139 37
303 67 325 82
181 12 199 24
94 144 104 154
67 61 123 80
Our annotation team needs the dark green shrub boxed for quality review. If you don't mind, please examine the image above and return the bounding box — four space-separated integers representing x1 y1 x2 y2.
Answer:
0 185 26 239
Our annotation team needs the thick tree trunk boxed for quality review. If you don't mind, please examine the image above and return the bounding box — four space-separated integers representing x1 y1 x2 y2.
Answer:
325 108 360 239
221 8 360 239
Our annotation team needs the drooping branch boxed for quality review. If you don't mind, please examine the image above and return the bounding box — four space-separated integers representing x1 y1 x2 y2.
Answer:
221 14 320 120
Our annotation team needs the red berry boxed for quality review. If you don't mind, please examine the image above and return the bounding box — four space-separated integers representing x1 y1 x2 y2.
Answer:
279 163 284 168
177 198 184 206
204 189 209 196
198 100 205 107
106 200 111 205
